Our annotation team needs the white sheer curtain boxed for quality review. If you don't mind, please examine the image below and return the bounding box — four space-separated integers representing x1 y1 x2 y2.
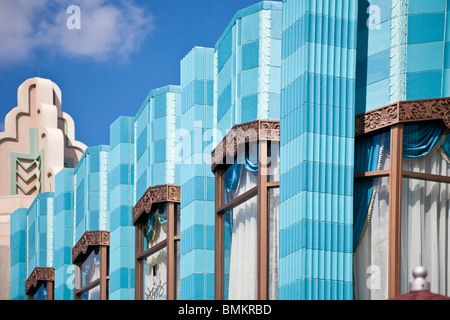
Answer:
354 150 390 300
227 165 258 300
401 148 450 296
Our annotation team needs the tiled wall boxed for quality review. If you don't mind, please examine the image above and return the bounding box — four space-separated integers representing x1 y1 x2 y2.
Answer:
406 0 450 100
214 1 282 139
180 46 215 300
54 168 75 300
9 208 27 300
108 117 135 300
279 0 356 300
26 193 54 279
356 0 450 114
73 146 109 242
134 86 181 202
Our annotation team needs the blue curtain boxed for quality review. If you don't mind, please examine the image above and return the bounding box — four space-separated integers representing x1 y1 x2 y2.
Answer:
353 133 387 252
144 204 167 243
403 121 447 159
224 147 259 196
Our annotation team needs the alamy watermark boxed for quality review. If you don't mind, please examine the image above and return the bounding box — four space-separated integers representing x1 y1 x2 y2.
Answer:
66 5 81 30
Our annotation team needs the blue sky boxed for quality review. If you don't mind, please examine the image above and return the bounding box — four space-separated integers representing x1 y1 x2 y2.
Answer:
0 0 272 147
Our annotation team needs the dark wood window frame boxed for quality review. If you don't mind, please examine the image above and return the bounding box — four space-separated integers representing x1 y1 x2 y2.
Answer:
132 184 180 300
25 267 55 300
211 120 280 300
355 96 450 298
72 230 110 300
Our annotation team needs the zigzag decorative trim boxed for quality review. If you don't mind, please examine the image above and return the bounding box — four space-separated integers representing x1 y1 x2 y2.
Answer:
15 155 42 195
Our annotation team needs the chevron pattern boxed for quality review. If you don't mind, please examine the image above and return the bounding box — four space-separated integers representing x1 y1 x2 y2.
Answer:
15 155 41 195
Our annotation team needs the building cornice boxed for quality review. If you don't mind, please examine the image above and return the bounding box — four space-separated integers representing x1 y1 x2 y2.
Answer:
25 267 55 295
211 120 280 172
132 184 181 225
355 97 450 136
72 231 110 264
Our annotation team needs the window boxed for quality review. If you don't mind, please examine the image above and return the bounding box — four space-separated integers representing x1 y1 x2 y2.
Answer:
133 184 180 300
25 267 55 300
72 231 110 300
211 120 280 300
354 98 450 299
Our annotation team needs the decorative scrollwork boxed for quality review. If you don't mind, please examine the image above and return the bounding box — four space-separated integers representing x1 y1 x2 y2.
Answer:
356 97 450 135
211 120 280 171
25 267 55 294
72 230 110 263
132 184 180 225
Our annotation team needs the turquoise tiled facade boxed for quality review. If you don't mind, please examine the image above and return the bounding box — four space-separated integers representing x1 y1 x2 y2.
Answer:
9 193 55 300
11 0 450 301
134 86 181 201
9 208 27 300
279 0 357 300
180 47 215 300
74 146 110 242
214 1 282 139
108 117 135 300
356 0 450 113
26 193 55 279
54 168 75 300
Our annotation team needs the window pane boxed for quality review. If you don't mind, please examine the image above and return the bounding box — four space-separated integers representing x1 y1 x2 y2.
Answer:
143 247 167 300
81 248 101 287
355 131 390 173
268 141 280 182
175 204 180 236
34 282 48 300
81 286 100 300
268 187 279 300
401 178 450 296
224 144 258 204
176 240 180 300
403 138 450 176
354 177 390 300
143 204 167 250
224 195 258 300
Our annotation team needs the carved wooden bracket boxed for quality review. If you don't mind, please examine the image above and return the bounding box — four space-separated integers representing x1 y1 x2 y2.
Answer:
25 267 55 295
211 120 280 172
72 230 110 264
132 184 181 225
355 97 450 136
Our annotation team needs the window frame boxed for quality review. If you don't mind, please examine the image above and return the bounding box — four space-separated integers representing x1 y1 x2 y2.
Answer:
354 97 450 298
72 230 110 300
132 184 180 300
211 120 280 300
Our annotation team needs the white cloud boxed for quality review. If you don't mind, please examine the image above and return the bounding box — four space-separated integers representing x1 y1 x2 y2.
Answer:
0 0 154 68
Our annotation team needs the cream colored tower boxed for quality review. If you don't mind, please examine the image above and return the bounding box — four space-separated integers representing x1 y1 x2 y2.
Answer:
0 77 87 299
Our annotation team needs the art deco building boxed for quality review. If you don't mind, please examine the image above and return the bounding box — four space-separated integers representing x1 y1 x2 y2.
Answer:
1 77 86 300
7 0 450 301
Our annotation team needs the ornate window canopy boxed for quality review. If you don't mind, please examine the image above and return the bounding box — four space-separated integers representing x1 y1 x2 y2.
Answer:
72 230 110 264
132 185 181 225
211 120 280 172
25 267 55 300
355 97 450 136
